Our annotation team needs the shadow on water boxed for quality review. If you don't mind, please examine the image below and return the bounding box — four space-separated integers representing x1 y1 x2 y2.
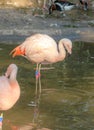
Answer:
0 41 94 130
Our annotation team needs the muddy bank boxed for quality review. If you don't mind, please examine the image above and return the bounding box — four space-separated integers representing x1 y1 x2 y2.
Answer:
0 8 94 43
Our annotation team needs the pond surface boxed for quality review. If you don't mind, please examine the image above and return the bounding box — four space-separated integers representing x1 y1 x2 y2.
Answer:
0 42 94 130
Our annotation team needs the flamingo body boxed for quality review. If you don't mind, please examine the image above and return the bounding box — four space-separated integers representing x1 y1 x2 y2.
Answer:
11 33 72 64
0 64 20 110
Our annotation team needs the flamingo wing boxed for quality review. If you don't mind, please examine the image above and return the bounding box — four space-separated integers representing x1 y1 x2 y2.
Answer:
16 34 58 63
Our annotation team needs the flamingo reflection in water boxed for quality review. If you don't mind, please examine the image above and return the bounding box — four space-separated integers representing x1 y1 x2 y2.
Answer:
10 33 72 94
7 98 51 130
8 122 51 130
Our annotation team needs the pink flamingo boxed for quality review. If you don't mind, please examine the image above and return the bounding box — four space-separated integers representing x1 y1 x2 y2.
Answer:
10 33 72 93
0 64 20 110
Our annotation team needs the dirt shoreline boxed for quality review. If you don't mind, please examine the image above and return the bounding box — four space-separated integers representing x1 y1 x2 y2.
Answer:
0 8 94 43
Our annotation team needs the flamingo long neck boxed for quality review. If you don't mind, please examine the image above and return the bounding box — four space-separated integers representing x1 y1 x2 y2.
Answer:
57 40 66 62
9 69 17 82
9 69 19 90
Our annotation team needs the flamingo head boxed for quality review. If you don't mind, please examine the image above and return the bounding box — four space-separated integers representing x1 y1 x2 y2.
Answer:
60 38 72 54
5 64 18 78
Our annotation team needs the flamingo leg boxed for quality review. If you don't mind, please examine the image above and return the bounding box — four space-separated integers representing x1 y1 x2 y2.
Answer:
38 64 41 93
35 63 41 94
35 64 39 95
0 113 3 130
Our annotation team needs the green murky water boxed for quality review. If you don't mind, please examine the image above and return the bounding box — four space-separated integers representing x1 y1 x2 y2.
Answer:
0 42 94 130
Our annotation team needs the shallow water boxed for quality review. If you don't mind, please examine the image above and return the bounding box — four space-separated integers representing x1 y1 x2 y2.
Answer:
0 42 94 130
